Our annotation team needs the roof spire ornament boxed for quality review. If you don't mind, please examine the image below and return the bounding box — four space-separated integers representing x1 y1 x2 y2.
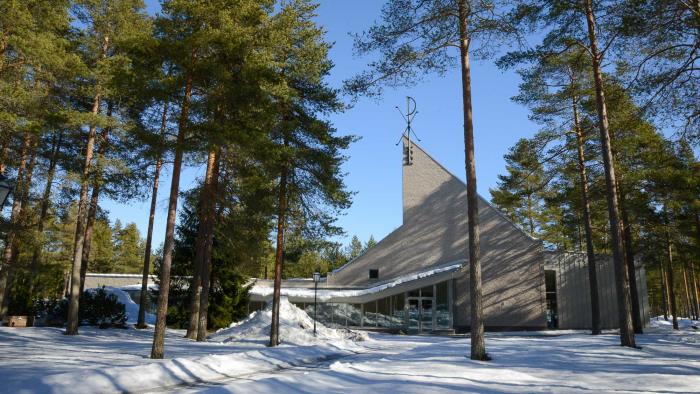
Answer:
395 96 421 165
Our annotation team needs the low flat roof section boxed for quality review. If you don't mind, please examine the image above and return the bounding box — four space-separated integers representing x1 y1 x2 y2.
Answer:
249 261 463 304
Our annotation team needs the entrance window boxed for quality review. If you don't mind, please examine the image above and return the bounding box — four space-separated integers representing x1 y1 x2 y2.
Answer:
377 297 391 327
347 304 362 326
435 281 450 329
363 301 377 327
391 293 405 327
420 285 433 298
545 270 558 329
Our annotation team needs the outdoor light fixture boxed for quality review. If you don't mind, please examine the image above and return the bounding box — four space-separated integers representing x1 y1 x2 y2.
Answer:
313 271 321 336
0 174 14 210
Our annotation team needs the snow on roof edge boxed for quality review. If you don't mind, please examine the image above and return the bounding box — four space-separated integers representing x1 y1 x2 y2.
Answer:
251 261 463 301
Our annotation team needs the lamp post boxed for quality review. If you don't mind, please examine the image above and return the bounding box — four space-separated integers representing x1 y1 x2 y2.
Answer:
313 271 320 336
0 174 14 210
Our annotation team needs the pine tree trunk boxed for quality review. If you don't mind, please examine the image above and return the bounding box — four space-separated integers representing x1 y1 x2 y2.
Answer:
620 200 642 333
458 0 487 361
197 148 220 341
66 35 109 335
80 102 113 296
65 91 101 336
151 69 193 359
665 226 678 329
693 215 700 319
661 262 669 320
682 261 693 319
0 133 31 321
28 131 63 300
691 263 699 320
185 208 206 338
269 152 289 347
583 0 636 348
185 149 217 340
137 102 168 329
1 135 37 316
572 94 601 335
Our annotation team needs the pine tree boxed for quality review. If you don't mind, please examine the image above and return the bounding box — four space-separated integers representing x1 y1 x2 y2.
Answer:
347 0 522 360
65 0 150 336
490 138 549 237
347 235 364 260
150 0 273 357
617 0 700 141
267 0 354 347
498 47 603 334
0 0 76 320
364 235 378 251
511 0 637 348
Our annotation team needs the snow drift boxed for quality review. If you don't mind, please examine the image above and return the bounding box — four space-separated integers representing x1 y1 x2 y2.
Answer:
209 296 368 346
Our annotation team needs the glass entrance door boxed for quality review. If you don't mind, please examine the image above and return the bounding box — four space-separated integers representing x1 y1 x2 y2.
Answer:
407 297 433 332
421 299 433 331
408 298 420 331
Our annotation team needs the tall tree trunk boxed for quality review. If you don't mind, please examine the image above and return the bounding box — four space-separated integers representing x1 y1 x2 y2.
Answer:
682 261 693 319
694 214 700 319
583 0 636 348
137 102 169 329
151 69 193 359
620 199 642 333
1 135 38 315
196 148 220 341
185 149 215 340
458 0 487 360
66 35 109 335
0 133 31 320
65 91 101 336
660 261 669 320
691 263 699 320
79 102 113 296
28 131 63 300
572 93 601 335
665 225 678 329
269 145 289 347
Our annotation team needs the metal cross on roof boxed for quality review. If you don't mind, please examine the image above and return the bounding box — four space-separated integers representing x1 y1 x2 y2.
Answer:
395 96 421 165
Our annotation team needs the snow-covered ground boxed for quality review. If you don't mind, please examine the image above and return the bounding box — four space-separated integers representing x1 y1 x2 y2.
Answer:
0 307 698 393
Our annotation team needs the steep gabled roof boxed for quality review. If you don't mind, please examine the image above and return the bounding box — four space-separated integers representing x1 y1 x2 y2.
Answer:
328 138 539 286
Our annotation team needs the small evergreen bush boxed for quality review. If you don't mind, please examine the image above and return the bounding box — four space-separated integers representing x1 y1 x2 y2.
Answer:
34 287 127 328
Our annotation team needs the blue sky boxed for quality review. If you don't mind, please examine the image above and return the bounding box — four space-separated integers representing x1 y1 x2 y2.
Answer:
101 0 539 249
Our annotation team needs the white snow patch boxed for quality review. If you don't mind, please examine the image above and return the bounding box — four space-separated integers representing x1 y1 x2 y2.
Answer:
209 296 368 346
119 283 158 291
649 316 699 330
250 263 462 301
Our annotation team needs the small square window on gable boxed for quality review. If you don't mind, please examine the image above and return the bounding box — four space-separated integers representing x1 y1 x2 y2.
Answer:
369 269 379 279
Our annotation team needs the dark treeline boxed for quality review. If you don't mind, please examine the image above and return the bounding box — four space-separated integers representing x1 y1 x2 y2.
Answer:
0 0 359 358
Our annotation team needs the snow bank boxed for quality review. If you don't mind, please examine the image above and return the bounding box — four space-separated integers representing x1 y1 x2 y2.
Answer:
209 297 368 346
86 286 156 326
649 316 699 330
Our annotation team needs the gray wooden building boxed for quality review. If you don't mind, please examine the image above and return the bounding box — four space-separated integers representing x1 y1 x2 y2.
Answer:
249 139 649 333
